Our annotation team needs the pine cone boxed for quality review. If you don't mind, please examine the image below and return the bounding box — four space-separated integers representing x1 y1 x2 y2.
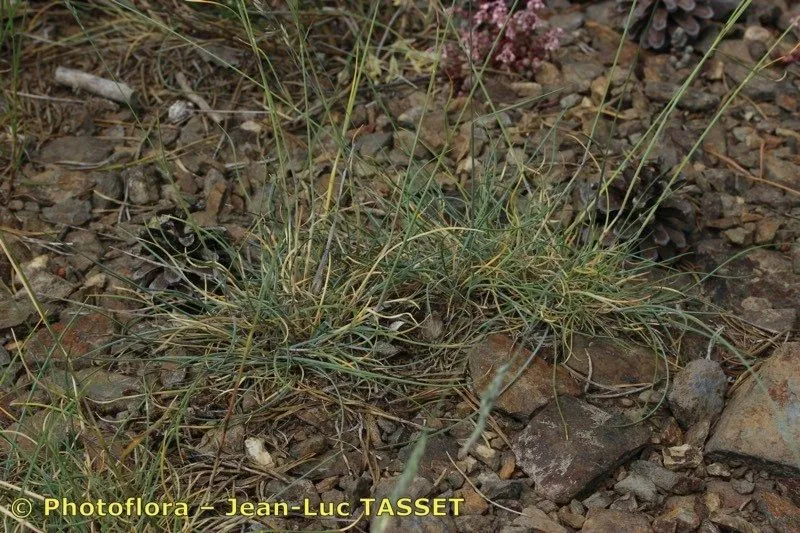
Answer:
617 0 715 50
577 159 697 261
134 214 231 291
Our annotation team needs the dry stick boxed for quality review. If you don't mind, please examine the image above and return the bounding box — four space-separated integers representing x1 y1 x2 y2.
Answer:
705 146 800 197
54 67 140 109
175 72 223 124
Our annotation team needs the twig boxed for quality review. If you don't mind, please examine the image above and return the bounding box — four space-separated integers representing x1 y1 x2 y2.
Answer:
705 146 800 197
54 67 140 109
175 72 223 124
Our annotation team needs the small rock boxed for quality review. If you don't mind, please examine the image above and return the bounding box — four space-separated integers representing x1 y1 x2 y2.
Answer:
39 136 115 165
730 477 755 495
562 62 605 94
454 485 488 515
630 460 703 495
583 490 615 510
357 131 392 158
470 443 499 470
512 506 567 533
512 396 650 504
398 435 459 482
663 444 703 471
755 218 780 244
535 62 562 86
764 154 800 189
123 167 159 205
758 491 800 533
668 359 727 428
454 516 495 532
609 493 638 512
393 129 429 159
558 507 585 529
549 11 584 31
291 434 327 459
791 245 800 275
168 100 193 123
374 474 433 503
43 368 142 414
24 312 116 368
373 514 456 533
723 227 752 246
159 363 187 388
652 495 703 532
560 94 582 110
475 471 525 500
706 480 754 510
266 478 320 510
0 409 77 454
739 296 796 333
709 510 759 533
706 462 732 478
468 334 581 418
42 197 92 226
498 452 516 480
565 334 665 387
581 508 651 533
614 473 659 503
706 343 800 476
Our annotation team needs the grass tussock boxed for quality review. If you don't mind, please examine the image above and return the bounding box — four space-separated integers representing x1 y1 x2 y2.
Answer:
2 0 794 530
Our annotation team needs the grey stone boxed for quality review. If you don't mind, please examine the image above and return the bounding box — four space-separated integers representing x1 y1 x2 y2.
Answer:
583 490 615 510
0 408 77 454
357 131 392 158
398 435 459 482
730 477 755 495
92 171 123 209
39 136 114 165
629 460 703 494
43 368 142 414
549 12 584 31
581 508 652 533
706 343 800 476
42 197 92 226
562 62 605 93
668 359 727 428
374 514 456 533
512 506 567 533
475 471 525 500
739 296 796 333
614 473 659 502
512 396 650 504
454 516 495 532
560 94 582 109
290 434 327 459
374 475 433 502
123 167 160 205
266 478 320 510
644 81 721 111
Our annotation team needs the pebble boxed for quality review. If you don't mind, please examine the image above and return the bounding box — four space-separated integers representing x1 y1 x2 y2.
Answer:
668 359 727 428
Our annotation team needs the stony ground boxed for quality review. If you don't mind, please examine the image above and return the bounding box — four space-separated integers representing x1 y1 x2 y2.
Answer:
2 1 800 532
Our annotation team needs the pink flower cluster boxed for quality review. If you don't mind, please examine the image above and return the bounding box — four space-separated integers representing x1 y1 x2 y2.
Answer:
442 0 562 80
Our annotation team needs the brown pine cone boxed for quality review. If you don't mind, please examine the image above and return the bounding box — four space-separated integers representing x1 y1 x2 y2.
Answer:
617 0 715 50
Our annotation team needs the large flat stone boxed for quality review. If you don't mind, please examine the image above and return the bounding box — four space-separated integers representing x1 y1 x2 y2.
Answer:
565 334 665 387
469 334 581 418
511 396 651 504
38 136 115 165
706 343 800 475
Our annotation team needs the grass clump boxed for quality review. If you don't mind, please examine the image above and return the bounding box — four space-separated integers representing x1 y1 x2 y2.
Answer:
4 0 793 531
